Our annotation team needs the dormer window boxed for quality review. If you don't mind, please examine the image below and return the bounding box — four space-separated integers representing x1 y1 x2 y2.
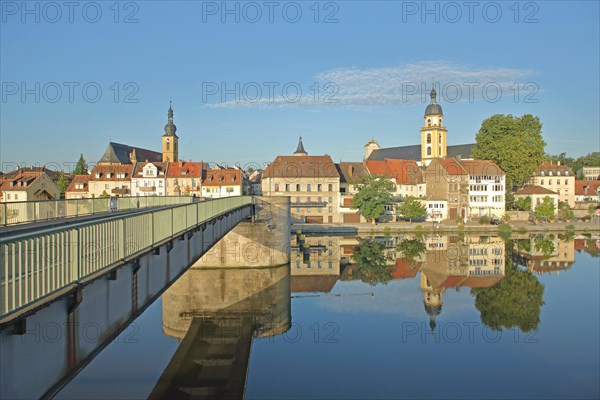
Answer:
549 171 553 176
106 172 112 179
95 172 101 178
557 171 561 176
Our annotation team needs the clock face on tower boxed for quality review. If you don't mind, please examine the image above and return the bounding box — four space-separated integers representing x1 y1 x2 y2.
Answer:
166 138 170 143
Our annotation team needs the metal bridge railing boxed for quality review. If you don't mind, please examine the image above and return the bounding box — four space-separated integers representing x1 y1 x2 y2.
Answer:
0 196 197 226
0 196 254 319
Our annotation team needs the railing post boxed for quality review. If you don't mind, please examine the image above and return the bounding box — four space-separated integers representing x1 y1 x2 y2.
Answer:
1 203 5 226
72 228 80 282
121 218 126 260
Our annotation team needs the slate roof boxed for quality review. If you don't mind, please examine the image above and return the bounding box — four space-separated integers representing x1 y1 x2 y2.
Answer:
368 143 475 161
336 162 370 183
98 142 162 164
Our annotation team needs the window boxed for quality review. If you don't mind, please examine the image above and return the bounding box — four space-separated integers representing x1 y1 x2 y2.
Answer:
328 262 333 269
7 194 10 200
307 184 312 192
427 133 431 144
285 184 290 192
105 184 109 189
14 194 18 200
541 179 544 185
318 184 322 191
328 197 332 203
274 183 279 191
296 184 301 191
328 184 333 191
549 179 552 185
427 147 432 156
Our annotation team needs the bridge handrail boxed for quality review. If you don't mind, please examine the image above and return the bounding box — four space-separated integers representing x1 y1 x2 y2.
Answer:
0 196 254 319
0 195 197 227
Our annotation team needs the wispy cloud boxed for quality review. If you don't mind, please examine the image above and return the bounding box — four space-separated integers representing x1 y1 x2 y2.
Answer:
205 60 536 109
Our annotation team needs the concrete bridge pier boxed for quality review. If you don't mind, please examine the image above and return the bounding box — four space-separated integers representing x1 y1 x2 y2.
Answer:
198 197 290 268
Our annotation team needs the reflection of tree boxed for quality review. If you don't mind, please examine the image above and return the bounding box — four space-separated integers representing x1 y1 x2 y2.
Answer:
396 238 426 264
534 234 555 258
352 239 394 286
471 260 544 332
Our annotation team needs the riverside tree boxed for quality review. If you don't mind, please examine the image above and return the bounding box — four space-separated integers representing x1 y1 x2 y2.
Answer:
396 196 427 223
351 175 396 224
472 114 546 191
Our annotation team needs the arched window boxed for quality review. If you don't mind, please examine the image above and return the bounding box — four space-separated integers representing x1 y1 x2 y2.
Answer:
427 147 432 156
427 134 431 144
439 133 442 142
166 142 170 151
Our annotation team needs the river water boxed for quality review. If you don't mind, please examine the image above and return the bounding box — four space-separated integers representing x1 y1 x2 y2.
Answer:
57 233 600 399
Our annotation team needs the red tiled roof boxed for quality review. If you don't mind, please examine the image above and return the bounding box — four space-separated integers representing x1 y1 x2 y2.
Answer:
391 259 420 279
167 161 203 178
438 158 469 175
536 163 574 176
263 155 339 178
66 174 91 193
365 159 423 184
575 180 600 196
514 185 557 195
0 172 43 191
460 275 504 288
203 168 242 186
90 164 134 181
459 160 505 176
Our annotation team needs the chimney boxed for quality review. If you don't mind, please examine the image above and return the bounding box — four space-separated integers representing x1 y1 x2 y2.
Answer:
180 160 183 167
348 165 353 178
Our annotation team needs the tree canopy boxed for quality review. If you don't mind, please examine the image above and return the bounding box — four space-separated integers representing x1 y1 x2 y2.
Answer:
352 239 394 286
74 154 89 175
351 175 396 223
396 238 426 263
55 171 71 196
533 196 555 221
396 197 427 222
472 114 546 191
471 260 545 332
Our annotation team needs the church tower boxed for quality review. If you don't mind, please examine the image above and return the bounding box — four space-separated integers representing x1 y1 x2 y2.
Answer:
421 85 447 164
420 272 443 332
162 102 179 162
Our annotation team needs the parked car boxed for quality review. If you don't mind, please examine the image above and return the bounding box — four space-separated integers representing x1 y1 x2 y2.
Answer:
489 218 502 225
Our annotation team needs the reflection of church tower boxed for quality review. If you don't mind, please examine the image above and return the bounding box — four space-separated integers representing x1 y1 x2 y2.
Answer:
364 138 380 159
420 272 443 331
293 135 308 156
421 84 447 164
162 102 179 162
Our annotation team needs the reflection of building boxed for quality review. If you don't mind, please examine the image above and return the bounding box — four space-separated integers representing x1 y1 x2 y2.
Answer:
419 235 506 327
513 235 575 274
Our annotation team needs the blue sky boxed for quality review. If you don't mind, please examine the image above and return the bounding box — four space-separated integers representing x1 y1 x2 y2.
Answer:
1 0 599 172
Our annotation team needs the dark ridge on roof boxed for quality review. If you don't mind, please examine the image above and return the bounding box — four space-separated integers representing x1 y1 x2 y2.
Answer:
367 143 475 161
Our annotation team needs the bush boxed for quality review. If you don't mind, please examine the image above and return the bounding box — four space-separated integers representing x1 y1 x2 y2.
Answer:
517 227 528 234
479 216 491 224
566 224 575 231
498 224 512 239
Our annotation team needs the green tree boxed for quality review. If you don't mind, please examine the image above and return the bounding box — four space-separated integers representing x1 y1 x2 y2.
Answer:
396 196 427 222
55 171 71 196
351 175 396 224
396 238 426 263
515 196 531 211
99 190 110 199
471 260 545 332
472 114 546 191
533 196 555 222
352 239 394 285
73 154 89 175
533 234 556 258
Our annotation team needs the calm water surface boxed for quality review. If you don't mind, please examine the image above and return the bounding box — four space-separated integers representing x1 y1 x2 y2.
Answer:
57 234 600 399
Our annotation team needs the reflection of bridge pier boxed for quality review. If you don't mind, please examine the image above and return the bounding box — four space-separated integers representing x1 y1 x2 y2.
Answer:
150 263 291 399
